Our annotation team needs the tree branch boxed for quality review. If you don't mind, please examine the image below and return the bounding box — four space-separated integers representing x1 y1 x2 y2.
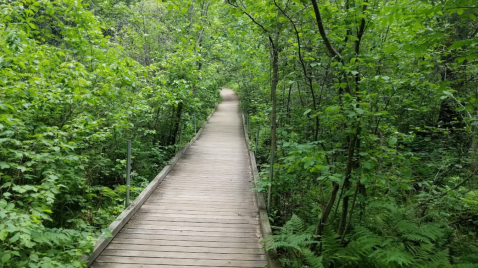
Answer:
310 0 343 61
226 0 270 34
354 0 368 55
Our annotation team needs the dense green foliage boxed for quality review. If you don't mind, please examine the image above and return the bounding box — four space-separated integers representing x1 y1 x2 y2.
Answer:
227 0 478 267
0 0 223 266
1 0 478 267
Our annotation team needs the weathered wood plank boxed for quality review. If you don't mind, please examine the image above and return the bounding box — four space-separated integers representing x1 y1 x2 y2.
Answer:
124 223 260 233
110 238 263 249
92 264 249 268
120 228 261 238
138 207 258 216
131 215 259 225
105 244 264 254
125 221 259 230
146 195 255 201
94 256 267 267
101 250 266 261
92 265 254 268
133 212 258 221
144 198 256 205
142 201 256 209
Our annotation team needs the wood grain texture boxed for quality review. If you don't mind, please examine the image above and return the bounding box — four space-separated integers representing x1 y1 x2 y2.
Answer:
90 89 267 267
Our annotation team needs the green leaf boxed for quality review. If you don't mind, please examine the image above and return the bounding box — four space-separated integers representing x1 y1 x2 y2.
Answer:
1 252 11 263
363 161 373 169
0 162 9 169
0 229 7 241
388 137 397 146
355 108 365 115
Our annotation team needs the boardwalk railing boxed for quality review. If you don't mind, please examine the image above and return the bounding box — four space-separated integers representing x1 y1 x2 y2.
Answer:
241 113 282 268
86 106 217 267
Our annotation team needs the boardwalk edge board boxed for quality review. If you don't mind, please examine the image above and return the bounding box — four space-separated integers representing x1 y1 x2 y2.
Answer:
85 104 218 267
240 109 282 266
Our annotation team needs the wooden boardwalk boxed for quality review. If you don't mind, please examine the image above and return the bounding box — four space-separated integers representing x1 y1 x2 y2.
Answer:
91 89 267 267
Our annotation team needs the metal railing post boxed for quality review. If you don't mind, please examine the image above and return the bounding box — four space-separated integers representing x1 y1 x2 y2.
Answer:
255 126 260 157
177 120 184 153
246 113 249 134
126 140 131 207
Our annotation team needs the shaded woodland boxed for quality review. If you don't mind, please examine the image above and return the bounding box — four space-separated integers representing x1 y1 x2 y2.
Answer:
1 0 478 267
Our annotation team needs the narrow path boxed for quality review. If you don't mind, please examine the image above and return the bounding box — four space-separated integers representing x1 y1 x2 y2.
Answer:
91 89 266 267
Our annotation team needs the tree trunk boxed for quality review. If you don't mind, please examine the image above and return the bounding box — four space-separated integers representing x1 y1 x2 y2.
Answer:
268 31 280 213
170 103 183 146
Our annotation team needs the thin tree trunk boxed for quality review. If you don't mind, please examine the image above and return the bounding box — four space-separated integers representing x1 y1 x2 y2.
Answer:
268 30 280 213
170 103 183 145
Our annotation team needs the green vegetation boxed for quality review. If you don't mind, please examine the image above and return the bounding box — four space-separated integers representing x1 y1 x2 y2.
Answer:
1 0 478 267
230 0 478 267
0 0 222 266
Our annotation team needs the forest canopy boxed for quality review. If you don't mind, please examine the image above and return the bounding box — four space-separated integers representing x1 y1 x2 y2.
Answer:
1 0 478 267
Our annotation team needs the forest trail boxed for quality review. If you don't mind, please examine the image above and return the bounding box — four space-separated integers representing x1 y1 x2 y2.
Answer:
90 89 267 267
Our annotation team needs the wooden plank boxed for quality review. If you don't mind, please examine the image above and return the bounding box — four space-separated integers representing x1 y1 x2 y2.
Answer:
138 207 258 216
124 223 260 233
92 264 250 268
116 233 261 244
142 201 256 209
101 250 266 261
153 191 255 197
120 228 261 238
137 208 257 215
139 205 257 211
158 181 251 186
158 181 252 186
147 195 255 201
162 174 250 178
154 187 254 192
145 198 256 205
94 256 267 267
105 244 265 254
110 238 263 249
148 195 255 201
134 212 257 220
131 215 259 225
126 221 259 230
161 178 250 182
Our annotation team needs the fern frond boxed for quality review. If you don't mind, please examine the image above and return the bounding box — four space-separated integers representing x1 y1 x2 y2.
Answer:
452 264 478 268
302 248 324 268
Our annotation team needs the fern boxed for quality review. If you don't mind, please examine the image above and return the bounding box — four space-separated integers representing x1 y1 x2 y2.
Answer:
271 233 316 251
452 264 478 268
271 215 322 268
270 214 316 251
272 205 473 268
302 248 324 268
